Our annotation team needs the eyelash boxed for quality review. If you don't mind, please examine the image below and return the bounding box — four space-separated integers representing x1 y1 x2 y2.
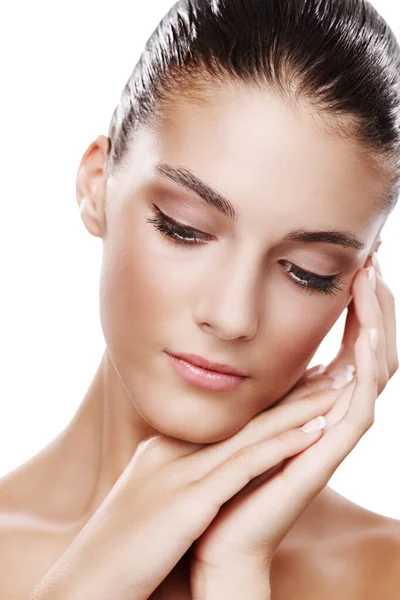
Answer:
146 205 344 296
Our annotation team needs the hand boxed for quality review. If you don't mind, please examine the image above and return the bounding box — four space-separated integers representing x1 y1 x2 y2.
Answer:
28 383 343 598
29 365 356 597
189 256 398 593
30 259 397 600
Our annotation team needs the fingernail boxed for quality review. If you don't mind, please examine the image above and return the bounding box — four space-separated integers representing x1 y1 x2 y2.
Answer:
372 253 382 276
329 364 356 378
301 416 326 433
368 267 376 292
369 328 378 352
330 365 355 389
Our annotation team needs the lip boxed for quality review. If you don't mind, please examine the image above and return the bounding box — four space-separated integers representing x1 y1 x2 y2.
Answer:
167 352 249 377
165 352 248 392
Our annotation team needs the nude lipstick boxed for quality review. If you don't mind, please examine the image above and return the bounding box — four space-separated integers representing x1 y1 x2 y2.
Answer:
165 352 248 391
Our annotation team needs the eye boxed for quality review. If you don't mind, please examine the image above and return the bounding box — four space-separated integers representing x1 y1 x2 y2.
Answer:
281 261 344 297
145 204 212 244
146 205 344 296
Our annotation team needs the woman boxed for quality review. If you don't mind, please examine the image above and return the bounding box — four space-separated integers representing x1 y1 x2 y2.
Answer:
1 0 400 598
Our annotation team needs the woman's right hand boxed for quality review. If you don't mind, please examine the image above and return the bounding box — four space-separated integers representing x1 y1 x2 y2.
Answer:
29 377 343 600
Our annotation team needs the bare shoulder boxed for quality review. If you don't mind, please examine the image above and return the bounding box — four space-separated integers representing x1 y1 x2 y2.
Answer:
350 515 400 599
272 492 400 600
315 511 400 600
0 475 76 599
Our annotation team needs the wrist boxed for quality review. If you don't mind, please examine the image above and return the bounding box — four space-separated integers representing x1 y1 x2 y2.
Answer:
192 562 271 600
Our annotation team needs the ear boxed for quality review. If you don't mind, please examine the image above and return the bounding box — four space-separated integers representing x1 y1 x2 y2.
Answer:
76 135 110 238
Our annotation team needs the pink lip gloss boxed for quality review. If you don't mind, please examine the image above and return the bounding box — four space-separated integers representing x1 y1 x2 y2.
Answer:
165 353 248 391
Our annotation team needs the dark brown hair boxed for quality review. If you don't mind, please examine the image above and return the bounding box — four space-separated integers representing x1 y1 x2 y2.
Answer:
106 0 400 217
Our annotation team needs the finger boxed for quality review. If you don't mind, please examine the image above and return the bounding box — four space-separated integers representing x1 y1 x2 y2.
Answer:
323 379 357 429
312 261 396 393
333 296 359 367
353 267 387 395
190 420 325 509
297 364 327 381
324 272 364 375
328 266 385 391
181 387 338 481
300 292 358 385
248 326 377 535
279 372 347 404
338 255 375 357
374 269 399 379
283 273 379 488
299 327 377 481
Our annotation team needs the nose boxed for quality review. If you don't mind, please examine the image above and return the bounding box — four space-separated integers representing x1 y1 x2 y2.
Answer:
194 255 261 341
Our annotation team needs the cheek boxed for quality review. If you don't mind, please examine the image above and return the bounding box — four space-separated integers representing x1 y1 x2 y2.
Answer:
259 289 343 370
269 296 346 385
99 237 170 355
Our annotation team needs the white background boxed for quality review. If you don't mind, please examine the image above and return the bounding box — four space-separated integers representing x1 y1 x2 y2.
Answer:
1 1 399 518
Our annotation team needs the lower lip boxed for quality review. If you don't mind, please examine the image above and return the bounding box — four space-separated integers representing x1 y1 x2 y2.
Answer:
165 353 248 391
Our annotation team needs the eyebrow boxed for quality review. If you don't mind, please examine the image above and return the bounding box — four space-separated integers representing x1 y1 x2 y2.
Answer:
155 162 366 251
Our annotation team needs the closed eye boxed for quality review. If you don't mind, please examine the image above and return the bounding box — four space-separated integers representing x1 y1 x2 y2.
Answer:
145 205 344 296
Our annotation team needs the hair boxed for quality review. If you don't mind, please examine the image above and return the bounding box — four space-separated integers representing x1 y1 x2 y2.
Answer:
105 0 400 219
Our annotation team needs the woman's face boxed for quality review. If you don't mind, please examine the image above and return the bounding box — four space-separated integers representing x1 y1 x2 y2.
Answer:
85 84 386 443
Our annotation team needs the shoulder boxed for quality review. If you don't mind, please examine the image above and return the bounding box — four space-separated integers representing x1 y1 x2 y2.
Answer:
0 508 76 599
309 488 400 598
317 514 400 600
0 474 76 599
351 518 400 599
274 506 400 600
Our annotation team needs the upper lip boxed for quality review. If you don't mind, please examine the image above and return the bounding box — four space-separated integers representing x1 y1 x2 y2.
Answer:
167 352 249 377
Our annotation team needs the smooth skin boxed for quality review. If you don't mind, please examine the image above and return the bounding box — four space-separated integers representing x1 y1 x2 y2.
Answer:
0 82 399 599
27 262 397 600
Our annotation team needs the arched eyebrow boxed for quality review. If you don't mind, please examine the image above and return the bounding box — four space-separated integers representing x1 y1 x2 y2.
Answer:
154 162 366 251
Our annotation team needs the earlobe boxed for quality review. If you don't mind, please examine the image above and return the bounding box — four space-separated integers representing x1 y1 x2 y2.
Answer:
79 195 105 238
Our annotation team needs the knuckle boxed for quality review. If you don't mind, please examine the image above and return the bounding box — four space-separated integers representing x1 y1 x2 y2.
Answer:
370 365 379 385
383 365 390 381
136 435 168 464
389 359 399 378
163 458 192 490
362 409 375 431
231 446 256 482
274 430 294 455
386 287 396 306
379 367 390 393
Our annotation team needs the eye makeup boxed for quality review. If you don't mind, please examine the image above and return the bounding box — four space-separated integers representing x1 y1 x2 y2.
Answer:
145 204 345 297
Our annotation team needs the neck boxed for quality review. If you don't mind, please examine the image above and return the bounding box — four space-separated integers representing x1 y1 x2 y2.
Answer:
17 348 159 529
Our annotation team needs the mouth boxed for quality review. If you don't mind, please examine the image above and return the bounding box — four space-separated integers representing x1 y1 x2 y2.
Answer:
164 352 249 392
166 351 249 377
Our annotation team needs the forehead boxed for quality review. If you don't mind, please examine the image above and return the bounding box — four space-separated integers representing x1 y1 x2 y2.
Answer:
117 83 385 235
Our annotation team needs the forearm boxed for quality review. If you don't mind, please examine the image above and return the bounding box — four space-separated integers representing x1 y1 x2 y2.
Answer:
192 563 271 600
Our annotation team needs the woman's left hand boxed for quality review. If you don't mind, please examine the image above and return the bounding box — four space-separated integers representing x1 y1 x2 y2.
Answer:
190 256 398 593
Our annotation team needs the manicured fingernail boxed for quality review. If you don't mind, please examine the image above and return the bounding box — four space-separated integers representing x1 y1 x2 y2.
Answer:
329 364 355 378
368 267 376 292
301 416 326 433
369 328 378 352
330 365 355 389
372 253 382 276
